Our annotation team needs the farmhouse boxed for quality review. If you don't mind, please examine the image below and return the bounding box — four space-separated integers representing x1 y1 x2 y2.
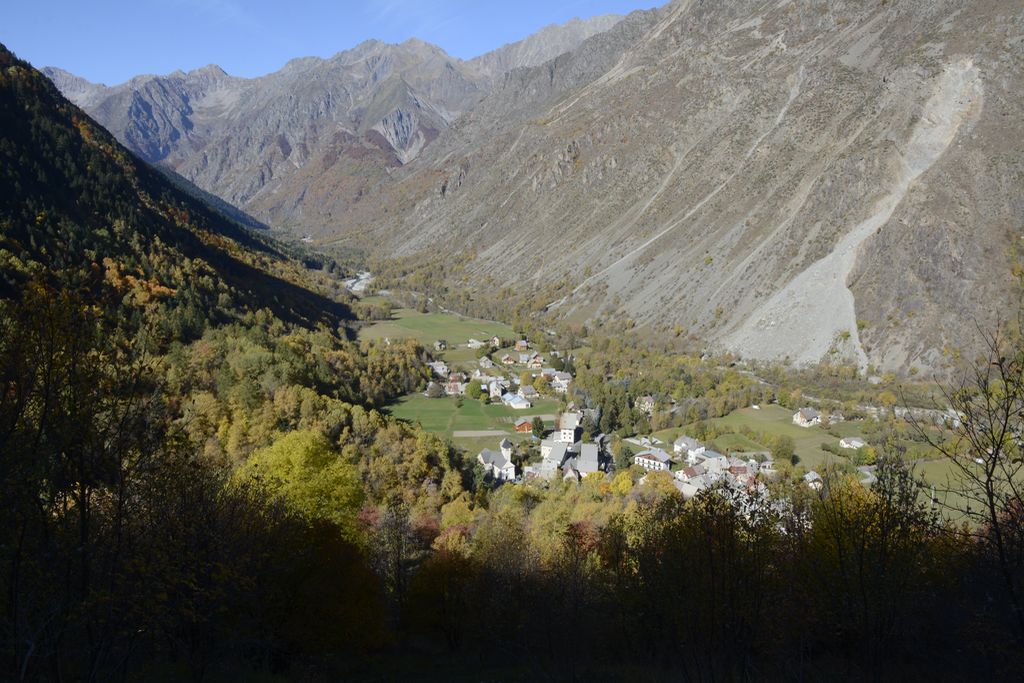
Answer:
427 361 449 378
566 443 601 477
696 451 728 481
515 340 530 352
551 372 572 394
793 408 821 428
518 385 540 401
528 441 568 481
514 417 534 433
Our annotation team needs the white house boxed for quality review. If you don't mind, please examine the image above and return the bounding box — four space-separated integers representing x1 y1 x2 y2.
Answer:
478 441 516 481
839 437 867 450
507 396 532 410
519 385 540 401
803 470 824 491
551 372 573 394
489 382 505 399
673 435 706 463
697 451 728 482
674 464 706 483
634 449 672 472
539 442 568 480
427 361 450 378
793 408 821 428
557 412 582 444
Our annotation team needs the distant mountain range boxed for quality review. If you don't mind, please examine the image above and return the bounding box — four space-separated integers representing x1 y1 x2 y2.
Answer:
42 14 624 233
44 1 1024 373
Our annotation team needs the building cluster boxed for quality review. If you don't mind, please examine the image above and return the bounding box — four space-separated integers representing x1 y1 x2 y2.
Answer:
631 434 778 500
426 337 574 406
477 411 609 484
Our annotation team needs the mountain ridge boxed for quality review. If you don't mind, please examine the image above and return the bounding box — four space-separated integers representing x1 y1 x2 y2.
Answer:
41 0 1024 373
41 14 626 233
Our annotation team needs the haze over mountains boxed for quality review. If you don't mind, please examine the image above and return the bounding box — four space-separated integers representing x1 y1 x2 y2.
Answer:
46 0 1024 373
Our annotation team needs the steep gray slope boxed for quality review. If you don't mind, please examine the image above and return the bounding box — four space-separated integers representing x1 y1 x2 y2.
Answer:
361 0 1023 374
469 14 627 78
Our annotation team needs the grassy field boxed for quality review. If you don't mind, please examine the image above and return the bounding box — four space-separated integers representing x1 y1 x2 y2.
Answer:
358 308 514 347
387 393 559 435
710 432 768 453
360 303 564 456
450 433 539 456
357 307 518 373
703 405 844 469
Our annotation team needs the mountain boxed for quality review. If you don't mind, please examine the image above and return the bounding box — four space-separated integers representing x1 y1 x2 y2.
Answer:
42 1 1024 373
353 0 1023 374
43 15 624 235
1 43 351 336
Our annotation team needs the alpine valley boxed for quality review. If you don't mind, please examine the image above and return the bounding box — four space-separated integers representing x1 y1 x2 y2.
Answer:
5 1 1024 681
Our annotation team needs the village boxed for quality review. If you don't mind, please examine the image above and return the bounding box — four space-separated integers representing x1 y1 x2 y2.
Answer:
421 333 844 506
355 300 954 510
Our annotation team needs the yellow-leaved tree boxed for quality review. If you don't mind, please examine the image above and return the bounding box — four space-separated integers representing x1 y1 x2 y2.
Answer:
236 429 364 542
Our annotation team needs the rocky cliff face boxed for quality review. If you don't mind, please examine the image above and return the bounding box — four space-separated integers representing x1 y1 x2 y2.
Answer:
45 1 1024 373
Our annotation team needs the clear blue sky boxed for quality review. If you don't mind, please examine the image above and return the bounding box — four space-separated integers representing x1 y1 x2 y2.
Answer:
2 0 661 85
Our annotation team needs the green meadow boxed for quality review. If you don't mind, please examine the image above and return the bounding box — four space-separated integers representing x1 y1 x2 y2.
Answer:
387 393 559 435
358 307 514 348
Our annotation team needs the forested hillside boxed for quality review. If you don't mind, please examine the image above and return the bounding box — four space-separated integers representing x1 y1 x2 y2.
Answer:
0 44 463 680
0 44 351 338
